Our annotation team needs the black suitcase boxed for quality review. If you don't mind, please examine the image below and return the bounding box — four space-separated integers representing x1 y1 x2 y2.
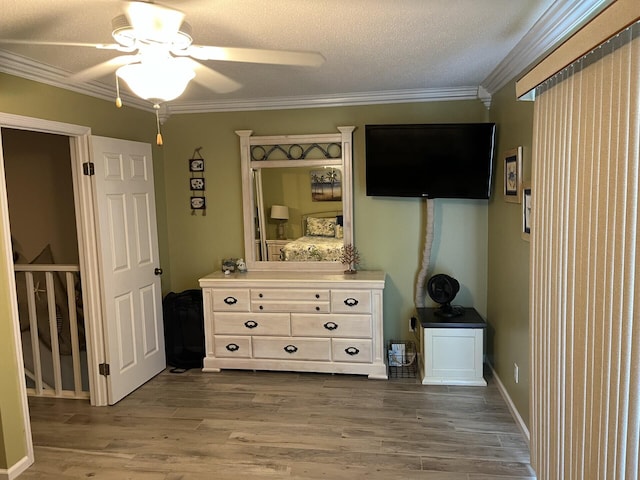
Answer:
162 289 205 371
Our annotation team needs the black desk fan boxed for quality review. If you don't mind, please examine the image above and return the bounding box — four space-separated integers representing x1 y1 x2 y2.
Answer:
427 274 464 318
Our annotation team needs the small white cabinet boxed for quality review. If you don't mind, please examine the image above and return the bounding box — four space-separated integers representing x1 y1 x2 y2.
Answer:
417 307 487 386
199 270 387 379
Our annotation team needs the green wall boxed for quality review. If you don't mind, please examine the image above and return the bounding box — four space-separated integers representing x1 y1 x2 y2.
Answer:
487 79 534 427
0 71 528 471
0 232 25 470
159 102 490 344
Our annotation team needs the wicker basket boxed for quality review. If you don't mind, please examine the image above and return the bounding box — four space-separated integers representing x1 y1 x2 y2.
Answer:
387 340 417 378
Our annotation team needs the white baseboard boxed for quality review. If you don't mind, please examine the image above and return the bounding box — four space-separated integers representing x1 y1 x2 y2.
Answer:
0 455 33 480
488 363 530 444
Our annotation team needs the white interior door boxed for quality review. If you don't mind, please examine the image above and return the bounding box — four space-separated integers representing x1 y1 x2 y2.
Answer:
91 136 165 404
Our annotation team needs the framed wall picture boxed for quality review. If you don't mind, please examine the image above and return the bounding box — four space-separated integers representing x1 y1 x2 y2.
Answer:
522 181 531 241
190 196 206 210
310 168 342 201
190 177 205 191
504 146 522 203
189 158 205 172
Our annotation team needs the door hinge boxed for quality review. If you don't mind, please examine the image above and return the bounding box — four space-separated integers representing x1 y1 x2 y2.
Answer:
99 363 110 376
83 162 95 176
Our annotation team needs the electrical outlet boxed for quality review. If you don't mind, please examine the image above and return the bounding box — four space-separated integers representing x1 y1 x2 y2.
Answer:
514 363 519 384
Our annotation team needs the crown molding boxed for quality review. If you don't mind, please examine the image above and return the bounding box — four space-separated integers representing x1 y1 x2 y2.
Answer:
477 86 492 109
0 49 484 113
0 49 152 111
167 86 482 114
481 0 613 95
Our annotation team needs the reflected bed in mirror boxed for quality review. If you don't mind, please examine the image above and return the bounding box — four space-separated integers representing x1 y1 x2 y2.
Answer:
279 211 344 262
237 127 355 272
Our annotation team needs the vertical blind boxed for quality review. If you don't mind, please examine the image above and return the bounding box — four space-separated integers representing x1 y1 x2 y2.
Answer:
530 21 640 479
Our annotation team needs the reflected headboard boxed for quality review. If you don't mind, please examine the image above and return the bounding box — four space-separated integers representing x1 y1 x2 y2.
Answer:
301 211 343 236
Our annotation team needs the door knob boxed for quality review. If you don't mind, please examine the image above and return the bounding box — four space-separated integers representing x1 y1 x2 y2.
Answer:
154 268 163 275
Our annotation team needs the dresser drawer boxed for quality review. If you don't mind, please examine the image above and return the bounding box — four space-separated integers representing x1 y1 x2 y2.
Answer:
332 339 372 363
214 336 252 358
251 289 330 302
331 290 372 314
251 300 330 314
291 314 372 338
211 289 250 311
214 313 290 336
252 337 331 361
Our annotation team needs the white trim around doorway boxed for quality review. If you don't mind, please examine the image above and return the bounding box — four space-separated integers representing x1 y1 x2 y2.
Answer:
0 111 110 475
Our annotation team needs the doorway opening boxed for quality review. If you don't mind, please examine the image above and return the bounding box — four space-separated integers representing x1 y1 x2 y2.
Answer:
3 128 90 400
1 113 167 478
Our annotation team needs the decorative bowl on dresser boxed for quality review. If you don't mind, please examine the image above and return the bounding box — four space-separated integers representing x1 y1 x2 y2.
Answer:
199 270 387 379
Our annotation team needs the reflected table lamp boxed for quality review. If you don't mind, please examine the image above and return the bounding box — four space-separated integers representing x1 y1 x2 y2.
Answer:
270 205 289 239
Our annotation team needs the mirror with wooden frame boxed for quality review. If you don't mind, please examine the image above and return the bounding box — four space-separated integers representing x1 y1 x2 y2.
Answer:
236 127 355 272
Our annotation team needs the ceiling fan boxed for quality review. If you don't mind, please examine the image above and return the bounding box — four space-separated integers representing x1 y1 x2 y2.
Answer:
0 1 325 142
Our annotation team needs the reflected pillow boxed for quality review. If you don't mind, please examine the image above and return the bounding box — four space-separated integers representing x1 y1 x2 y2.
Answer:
306 217 336 237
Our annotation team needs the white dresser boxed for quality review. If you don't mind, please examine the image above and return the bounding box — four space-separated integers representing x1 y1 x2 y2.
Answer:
199 270 387 379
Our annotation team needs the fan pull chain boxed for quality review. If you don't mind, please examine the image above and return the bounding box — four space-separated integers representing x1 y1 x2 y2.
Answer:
115 75 123 108
154 104 163 146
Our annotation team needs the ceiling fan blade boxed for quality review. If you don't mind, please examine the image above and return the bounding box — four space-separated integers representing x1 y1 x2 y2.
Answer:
0 39 132 51
125 1 186 43
183 58 241 94
68 55 141 83
183 45 325 67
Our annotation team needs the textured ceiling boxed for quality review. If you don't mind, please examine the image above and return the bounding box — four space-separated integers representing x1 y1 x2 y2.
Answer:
0 0 602 111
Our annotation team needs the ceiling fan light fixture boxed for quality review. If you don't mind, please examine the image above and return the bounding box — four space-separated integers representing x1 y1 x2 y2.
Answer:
112 14 137 48
126 1 187 44
112 15 192 50
116 57 195 102
172 22 192 50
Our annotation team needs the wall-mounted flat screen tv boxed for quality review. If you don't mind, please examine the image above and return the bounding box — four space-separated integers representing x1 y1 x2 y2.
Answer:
365 123 496 199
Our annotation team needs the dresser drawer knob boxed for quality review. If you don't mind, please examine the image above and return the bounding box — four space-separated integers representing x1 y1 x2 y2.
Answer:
259 293 264 298
315 306 320 311
224 296 238 305
284 344 298 354
323 322 338 331
244 320 258 329
345 347 360 356
259 305 264 310
315 293 320 299
344 298 359 307
226 343 240 352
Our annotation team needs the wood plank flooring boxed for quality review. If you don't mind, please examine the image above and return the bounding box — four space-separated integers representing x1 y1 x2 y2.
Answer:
22 369 534 479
